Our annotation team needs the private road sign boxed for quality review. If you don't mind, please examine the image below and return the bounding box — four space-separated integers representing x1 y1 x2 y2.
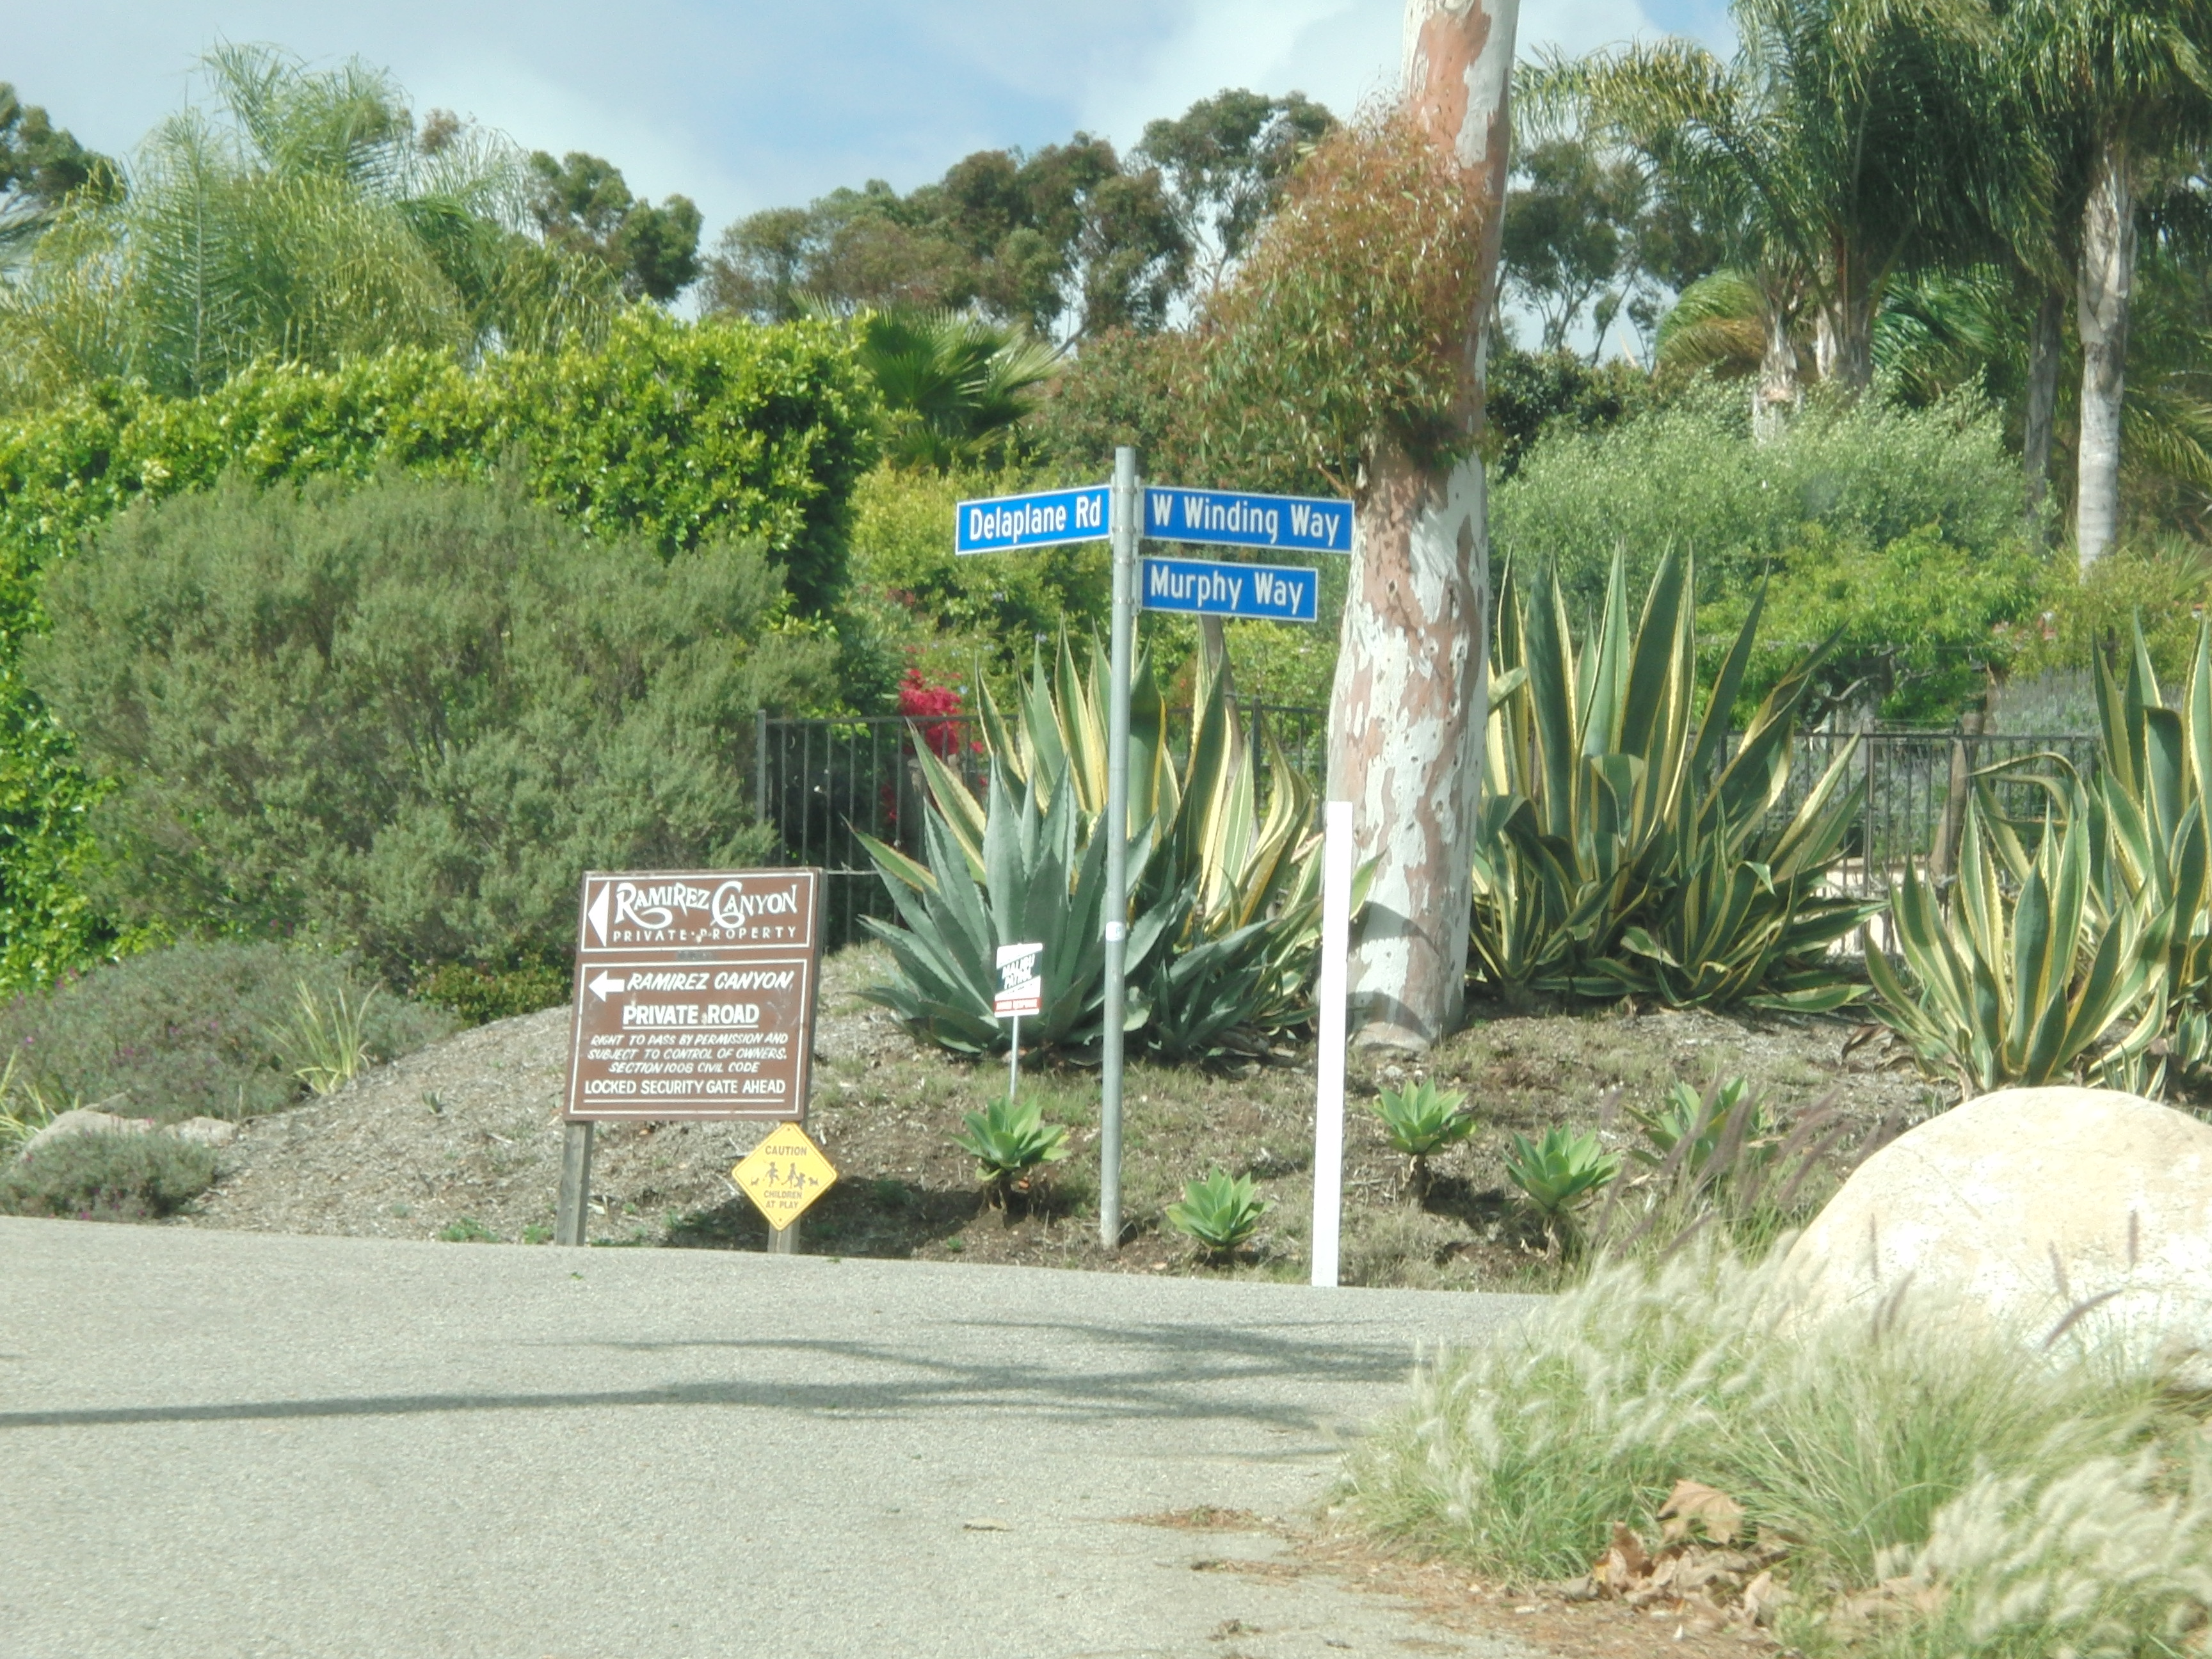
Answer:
1139 556 1318 623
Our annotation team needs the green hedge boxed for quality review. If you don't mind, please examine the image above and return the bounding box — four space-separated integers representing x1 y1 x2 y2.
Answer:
0 309 878 624
0 312 878 990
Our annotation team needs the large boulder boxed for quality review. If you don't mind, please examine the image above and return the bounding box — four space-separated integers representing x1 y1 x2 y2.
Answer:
1783 1086 2212 1376
18 1105 153 1158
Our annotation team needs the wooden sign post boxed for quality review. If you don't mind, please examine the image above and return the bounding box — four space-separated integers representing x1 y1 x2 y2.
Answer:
556 867 824 1249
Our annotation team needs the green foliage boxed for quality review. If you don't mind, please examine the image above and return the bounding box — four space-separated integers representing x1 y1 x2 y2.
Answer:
868 641 1328 1059
1203 114 1489 485
844 463 1108 694
1700 523 2044 726
1132 90 1336 288
855 309 1059 472
0 46 620 410
1626 1077 1773 1179
2083 618 2212 1088
1164 1167 1272 1256
525 148 701 303
30 471 821 979
859 763 1169 1057
1472 549 1873 1011
0 309 877 627
1503 1126 1621 1224
703 135 1190 338
0 1130 219 1219
2018 540 2212 687
0 941 450 1125
413 956 572 1027
0 81 109 255
1490 386 2026 610
1481 346 1653 480
949 1094 1070 1206
278 983 381 1095
435 1217 501 1244
1371 1079 1477 1160
1342 1247 2179 1633
1869 789 2163 1094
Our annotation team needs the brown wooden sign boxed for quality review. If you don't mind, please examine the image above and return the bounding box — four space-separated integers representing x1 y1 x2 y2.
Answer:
562 868 822 1123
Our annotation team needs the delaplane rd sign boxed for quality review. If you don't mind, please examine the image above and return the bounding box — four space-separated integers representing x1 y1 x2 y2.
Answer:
1139 556 1319 622
954 485 1111 553
563 869 822 1123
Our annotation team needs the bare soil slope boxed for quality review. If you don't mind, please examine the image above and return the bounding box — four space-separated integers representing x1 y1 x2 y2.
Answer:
188 945 1934 1284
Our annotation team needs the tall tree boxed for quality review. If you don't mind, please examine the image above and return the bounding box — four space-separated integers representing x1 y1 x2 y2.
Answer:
1135 89 1336 293
1499 136 1642 352
0 47 615 407
2007 0 2212 566
526 149 701 302
0 84 110 259
1338 0 1520 1049
1564 0 1985 424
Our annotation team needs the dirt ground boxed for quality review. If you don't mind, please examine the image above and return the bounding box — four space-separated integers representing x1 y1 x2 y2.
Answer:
185 942 1940 1287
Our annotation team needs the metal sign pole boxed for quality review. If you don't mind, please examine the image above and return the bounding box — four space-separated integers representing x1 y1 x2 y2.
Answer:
1310 801 1354 1286
1100 445 1138 1251
1008 1014 1020 1101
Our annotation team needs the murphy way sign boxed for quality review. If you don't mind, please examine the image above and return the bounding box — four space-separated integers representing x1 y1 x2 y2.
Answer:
1139 556 1318 622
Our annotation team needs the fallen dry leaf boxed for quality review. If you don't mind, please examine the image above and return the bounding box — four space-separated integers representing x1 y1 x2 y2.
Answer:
1658 1479 1745 1546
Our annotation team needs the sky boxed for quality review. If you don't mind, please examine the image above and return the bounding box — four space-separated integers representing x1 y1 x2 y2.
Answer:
8 0 1731 244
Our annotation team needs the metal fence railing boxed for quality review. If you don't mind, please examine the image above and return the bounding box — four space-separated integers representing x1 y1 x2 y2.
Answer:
751 709 2103 956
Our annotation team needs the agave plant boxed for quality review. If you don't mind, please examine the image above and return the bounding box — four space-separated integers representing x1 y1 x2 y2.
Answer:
1471 550 1872 1011
1867 787 2165 1095
876 636 1329 1058
1164 1167 1272 1257
1371 1078 1477 1196
2085 618 2212 1083
949 1094 1070 1209
1504 1126 1621 1250
858 762 1170 1055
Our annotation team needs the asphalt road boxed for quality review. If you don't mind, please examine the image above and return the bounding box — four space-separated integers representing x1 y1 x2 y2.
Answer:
0 1218 1535 1659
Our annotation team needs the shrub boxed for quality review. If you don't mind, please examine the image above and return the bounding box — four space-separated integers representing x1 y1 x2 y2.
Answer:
0 1131 219 1219
28 471 829 978
843 462 1109 695
0 312 878 993
1491 384 2024 611
413 956 573 1027
1341 1247 2183 1654
0 941 450 1124
1699 523 2044 726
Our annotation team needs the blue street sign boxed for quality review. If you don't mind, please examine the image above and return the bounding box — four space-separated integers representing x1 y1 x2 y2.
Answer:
1142 485 1352 554
955 485 1110 553
1140 556 1319 623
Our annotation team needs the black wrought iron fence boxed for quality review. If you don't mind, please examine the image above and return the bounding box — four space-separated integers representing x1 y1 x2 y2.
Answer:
750 709 2103 955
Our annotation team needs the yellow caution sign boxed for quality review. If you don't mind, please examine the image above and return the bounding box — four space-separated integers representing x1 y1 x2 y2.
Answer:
732 1121 837 1231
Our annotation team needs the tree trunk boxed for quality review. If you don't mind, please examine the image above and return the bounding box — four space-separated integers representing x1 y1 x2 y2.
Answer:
2022 284 2062 533
1814 291 1873 392
1753 297 1799 443
1326 0 1518 1051
2075 136 2135 569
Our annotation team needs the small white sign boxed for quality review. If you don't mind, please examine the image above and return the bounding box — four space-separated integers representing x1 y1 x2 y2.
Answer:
993 942 1044 1018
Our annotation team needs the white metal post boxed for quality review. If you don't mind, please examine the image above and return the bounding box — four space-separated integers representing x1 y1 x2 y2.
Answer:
1100 445 1138 1251
1310 801 1354 1287
1007 1014 1020 1102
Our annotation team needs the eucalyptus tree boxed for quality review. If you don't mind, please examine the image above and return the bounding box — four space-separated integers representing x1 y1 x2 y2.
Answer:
2003 0 2212 566
0 85 109 261
0 46 613 408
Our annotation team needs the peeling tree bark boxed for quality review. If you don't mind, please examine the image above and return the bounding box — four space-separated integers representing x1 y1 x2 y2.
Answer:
1326 0 1519 1051
2076 138 2135 570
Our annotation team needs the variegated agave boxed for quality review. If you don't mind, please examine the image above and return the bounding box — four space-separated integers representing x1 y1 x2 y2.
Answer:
862 637 1329 1059
1471 549 1872 1012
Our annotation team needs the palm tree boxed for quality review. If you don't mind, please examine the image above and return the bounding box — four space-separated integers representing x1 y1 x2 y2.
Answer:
1551 0 1987 430
0 45 613 408
2004 0 2212 566
851 309 1061 470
